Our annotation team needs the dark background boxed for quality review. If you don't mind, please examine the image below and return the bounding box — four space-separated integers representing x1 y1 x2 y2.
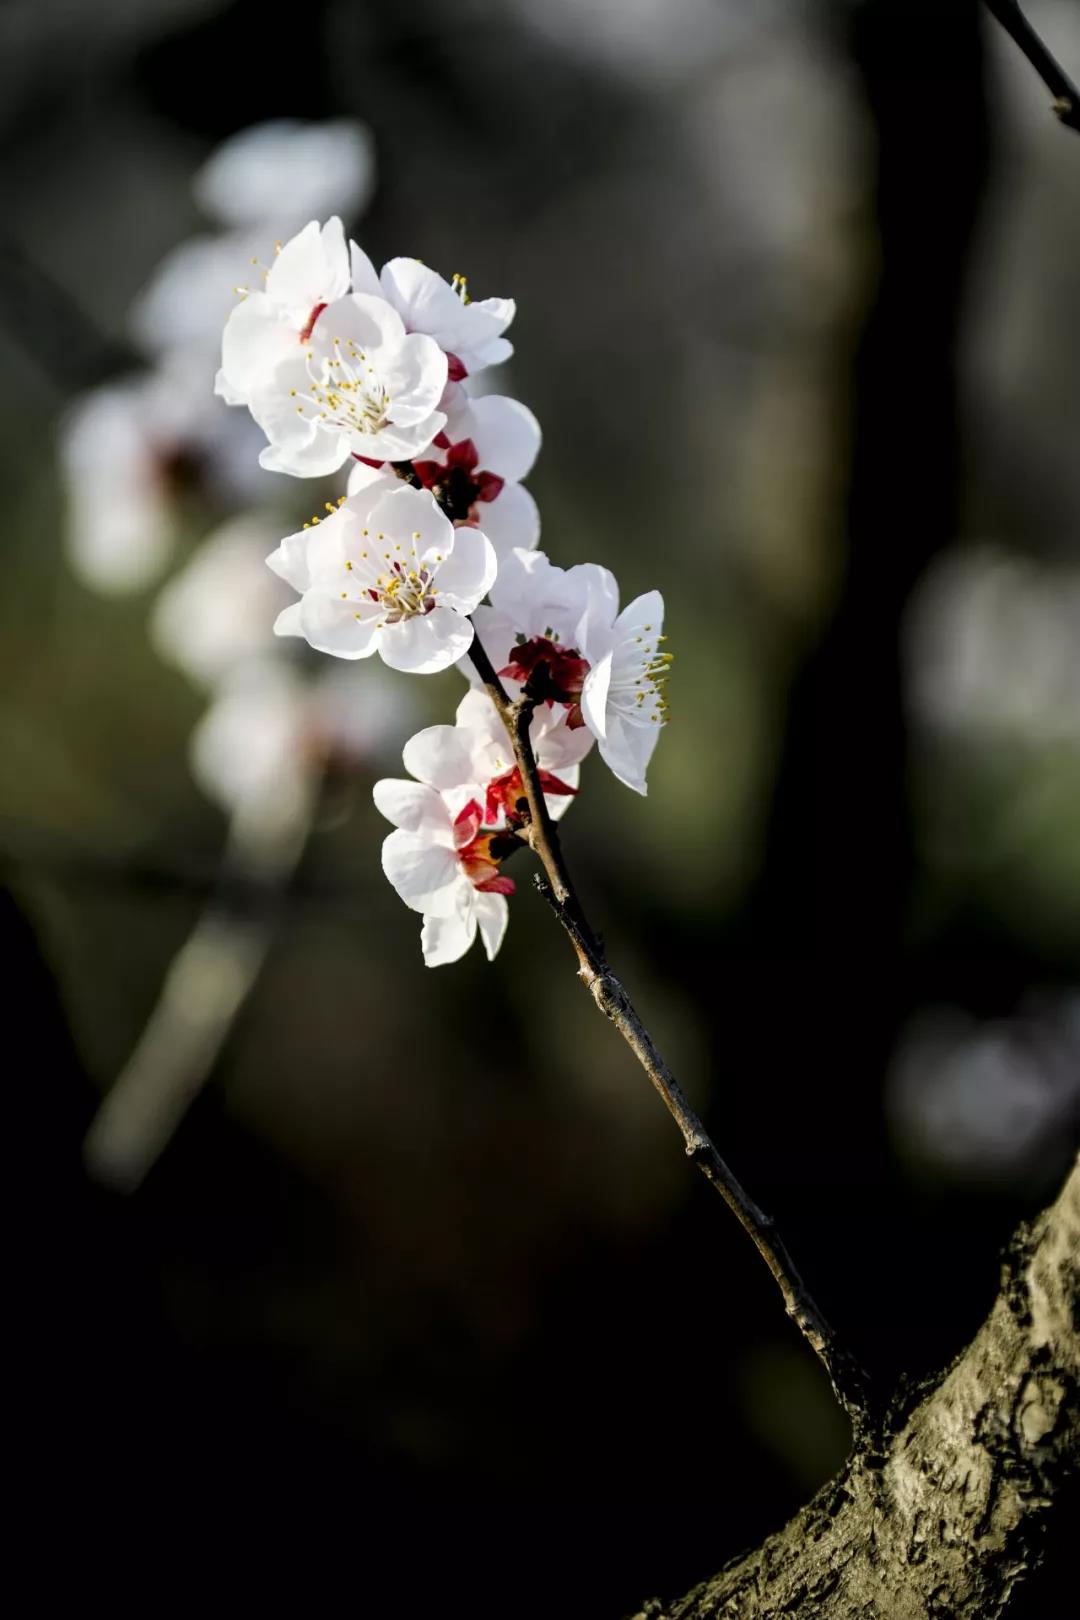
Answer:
4 1 1080 1612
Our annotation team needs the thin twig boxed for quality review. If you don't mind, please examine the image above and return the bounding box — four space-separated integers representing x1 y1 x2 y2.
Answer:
985 0 1080 131
467 631 872 1428
466 634 601 964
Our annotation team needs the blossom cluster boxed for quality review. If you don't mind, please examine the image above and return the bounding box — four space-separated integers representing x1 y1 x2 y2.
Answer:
216 208 672 964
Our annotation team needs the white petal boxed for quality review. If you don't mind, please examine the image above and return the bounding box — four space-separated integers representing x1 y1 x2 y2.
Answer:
368 484 453 558
265 218 350 314
597 712 662 796
433 526 497 612
347 460 398 497
474 892 509 961
273 602 305 638
299 593 381 659
378 609 474 674
266 530 311 592
462 606 517 686
349 240 383 297
489 549 589 643
380 258 466 339
464 333 514 371
581 651 613 741
547 763 580 822
383 333 449 426
532 709 595 772
319 290 406 353
372 778 450 833
258 431 348 478
421 907 478 967
476 482 540 560
220 294 298 400
299 505 355 583
615 589 664 639
468 395 540 481
255 431 337 475
568 564 620 646
215 367 246 406
454 688 506 746
269 504 352 593
382 829 461 915
402 724 477 791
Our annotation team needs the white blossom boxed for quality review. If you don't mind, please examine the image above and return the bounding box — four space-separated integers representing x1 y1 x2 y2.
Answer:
268 482 496 674
373 690 586 967
350 245 514 376
469 549 670 794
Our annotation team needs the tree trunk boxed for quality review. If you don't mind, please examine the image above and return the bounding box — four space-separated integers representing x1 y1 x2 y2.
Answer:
634 1154 1080 1619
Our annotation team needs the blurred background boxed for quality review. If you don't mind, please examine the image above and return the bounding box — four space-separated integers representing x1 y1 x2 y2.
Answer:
4 0 1080 1612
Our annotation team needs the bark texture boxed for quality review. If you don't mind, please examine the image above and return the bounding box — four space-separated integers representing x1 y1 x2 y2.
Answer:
635 1155 1080 1620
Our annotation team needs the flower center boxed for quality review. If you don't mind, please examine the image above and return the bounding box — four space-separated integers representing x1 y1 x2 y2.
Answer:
290 337 392 441
367 560 437 624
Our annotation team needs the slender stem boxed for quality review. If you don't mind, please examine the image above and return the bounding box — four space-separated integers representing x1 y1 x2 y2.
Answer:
467 630 871 1427
466 635 601 966
985 0 1080 131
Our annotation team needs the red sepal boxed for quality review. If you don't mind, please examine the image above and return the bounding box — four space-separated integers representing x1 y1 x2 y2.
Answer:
485 766 577 826
498 638 591 707
476 875 516 895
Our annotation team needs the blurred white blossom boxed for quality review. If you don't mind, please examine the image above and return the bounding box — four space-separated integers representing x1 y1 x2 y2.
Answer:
191 659 313 821
194 119 375 233
888 999 1080 1183
59 372 197 593
129 231 261 363
151 513 291 687
906 546 1080 742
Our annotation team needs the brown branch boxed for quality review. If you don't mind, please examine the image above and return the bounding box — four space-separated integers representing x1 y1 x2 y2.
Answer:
637 1152 1080 1619
467 631 871 1429
985 0 1080 131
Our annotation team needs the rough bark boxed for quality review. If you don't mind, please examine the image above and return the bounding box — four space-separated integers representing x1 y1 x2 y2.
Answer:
634 1155 1080 1620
